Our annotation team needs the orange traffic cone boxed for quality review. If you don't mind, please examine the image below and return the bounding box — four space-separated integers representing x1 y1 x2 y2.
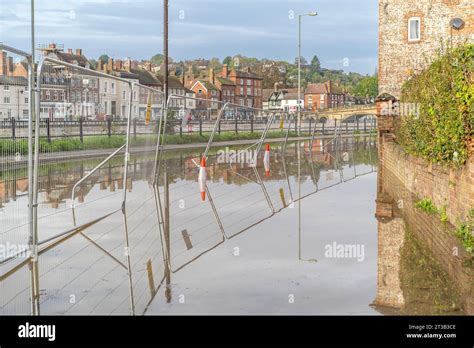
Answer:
264 144 271 177
198 157 207 201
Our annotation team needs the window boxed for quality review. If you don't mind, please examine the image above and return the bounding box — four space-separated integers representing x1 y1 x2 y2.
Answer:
247 88 252 96
4 85 10 91
408 17 421 41
23 110 29 118
247 79 251 86
239 98 244 106
111 82 115 93
123 91 126 99
247 99 252 107
240 87 244 95
4 97 10 103
25 97 28 103
7 109 11 117
198 89 202 94
240 79 244 85
104 82 108 93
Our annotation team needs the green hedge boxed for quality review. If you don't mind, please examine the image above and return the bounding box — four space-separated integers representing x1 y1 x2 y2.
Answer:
397 44 473 167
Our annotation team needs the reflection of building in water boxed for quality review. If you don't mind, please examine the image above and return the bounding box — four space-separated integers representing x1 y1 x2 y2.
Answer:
374 194 405 309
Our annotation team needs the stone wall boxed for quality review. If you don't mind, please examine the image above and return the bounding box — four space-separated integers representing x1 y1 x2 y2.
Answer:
378 0 474 98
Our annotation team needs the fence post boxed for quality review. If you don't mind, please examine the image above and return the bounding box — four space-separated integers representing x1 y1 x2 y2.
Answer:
79 117 84 143
235 117 238 134
179 122 182 137
46 118 51 143
322 122 325 135
107 118 112 138
308 118 312 136
11 117 16 140
294 115 297 133
356 118 359 131
133 118 137 140
199 118 203 136
250 115 254 133
364 118 367 132
346 122 348 134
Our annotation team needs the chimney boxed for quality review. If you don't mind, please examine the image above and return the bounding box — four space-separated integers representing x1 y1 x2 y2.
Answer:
274 82 280 92
67 48 73 54
145 61 152 71
108 57 114 72
76 48 82 56
114 59 123 71
246 67 251 73
209 68 215 84
97 59 103 71
0 51 7 75
7 57 13 76
325 80 332 93
221 64 228 78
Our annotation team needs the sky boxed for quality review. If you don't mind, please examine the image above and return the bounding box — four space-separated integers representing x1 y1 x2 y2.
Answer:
0 0 378 75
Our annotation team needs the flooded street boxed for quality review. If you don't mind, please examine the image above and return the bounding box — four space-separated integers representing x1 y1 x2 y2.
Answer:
0 136 465 315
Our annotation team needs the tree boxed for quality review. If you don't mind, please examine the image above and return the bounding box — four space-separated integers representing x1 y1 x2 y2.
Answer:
295 56 307 66
353 75 378 98
151 53 164 66
88 59 98 70
222 56 233 69
98 54 109 64
209 57 221 70
310 55 321 72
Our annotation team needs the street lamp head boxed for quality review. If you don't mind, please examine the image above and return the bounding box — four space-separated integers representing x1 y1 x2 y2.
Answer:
308 11 318 16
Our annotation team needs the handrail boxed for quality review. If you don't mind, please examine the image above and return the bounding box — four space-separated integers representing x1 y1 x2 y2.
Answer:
0 43 32 60
70 144 126 209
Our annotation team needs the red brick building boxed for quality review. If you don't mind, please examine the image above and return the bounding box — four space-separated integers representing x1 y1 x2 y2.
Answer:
220 64 263 109
189 79 220 114
304 81 345 111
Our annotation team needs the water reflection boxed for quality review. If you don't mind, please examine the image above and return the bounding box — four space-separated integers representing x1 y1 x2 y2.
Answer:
373 162 471 315
1 137 379 315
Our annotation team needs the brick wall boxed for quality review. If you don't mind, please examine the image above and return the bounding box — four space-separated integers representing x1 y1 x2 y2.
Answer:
379 142 474 313
379 0 474 98
375 97 474 313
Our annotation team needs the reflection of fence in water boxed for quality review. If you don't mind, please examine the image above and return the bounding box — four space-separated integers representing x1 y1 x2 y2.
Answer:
1 56 378 314
1 151 167 314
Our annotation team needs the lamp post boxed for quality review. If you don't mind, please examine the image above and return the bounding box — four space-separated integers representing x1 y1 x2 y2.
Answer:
298 11 317 135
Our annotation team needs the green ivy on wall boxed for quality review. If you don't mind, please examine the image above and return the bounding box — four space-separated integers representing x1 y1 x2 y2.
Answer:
397 44 473 168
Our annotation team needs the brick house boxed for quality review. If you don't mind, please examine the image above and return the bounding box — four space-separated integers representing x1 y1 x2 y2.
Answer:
379 0 473 98
189 79 220 117
304 81 345 111
213 69 236 105
220 64 263 110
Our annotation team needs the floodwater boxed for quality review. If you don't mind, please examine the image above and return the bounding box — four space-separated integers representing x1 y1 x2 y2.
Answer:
0 136 467 315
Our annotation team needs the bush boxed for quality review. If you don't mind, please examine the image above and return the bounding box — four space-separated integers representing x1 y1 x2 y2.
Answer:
397 44 473 167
